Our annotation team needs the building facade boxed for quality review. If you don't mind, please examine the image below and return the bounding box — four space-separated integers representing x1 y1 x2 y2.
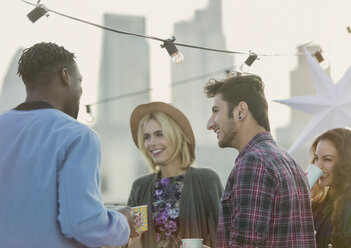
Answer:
93 14 150 204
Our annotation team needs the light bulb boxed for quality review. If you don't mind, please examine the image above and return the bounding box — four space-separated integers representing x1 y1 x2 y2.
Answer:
85 112 95 123
171 52 184 64
84 105 95 123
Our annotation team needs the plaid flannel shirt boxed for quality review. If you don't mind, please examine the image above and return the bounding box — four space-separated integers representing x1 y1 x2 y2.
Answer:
216 132 316 247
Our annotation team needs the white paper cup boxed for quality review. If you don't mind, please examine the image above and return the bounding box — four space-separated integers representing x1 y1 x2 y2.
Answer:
182 238 203 248
305 164 323 188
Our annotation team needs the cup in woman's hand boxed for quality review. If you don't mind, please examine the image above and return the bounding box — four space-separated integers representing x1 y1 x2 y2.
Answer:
181 238 203 248
305 164 323 188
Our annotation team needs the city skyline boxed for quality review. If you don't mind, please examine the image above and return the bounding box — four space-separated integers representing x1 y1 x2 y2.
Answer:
1 0 351 136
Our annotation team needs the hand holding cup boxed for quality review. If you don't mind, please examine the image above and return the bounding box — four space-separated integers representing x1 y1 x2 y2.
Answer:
117 207 139 238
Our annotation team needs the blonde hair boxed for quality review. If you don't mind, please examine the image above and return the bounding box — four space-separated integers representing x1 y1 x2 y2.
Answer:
137 112 194 173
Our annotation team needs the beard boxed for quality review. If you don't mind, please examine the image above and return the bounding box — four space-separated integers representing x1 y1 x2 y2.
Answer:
218 118 237 148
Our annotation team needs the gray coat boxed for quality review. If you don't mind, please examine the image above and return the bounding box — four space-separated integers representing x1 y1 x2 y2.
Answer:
127 167 224 248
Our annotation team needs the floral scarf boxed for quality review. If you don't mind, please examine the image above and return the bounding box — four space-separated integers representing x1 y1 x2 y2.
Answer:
152 175 185 248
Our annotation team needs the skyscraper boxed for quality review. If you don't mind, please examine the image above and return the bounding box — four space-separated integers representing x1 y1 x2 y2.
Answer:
93 14 150 203
171 0 235 183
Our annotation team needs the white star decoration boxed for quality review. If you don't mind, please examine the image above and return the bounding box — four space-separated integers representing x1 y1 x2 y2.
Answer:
274 46 351 153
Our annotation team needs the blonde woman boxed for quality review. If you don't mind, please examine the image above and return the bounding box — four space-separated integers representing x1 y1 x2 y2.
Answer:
310 128 351 247
127 102 223 248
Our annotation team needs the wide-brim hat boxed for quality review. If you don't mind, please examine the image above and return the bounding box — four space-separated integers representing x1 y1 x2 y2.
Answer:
130 101 195 160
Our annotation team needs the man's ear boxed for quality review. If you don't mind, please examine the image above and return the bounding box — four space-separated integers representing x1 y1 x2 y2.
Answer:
237 101 248 120
60 68 70 86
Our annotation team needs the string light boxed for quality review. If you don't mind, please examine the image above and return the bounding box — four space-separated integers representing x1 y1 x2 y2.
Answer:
85 105 94 122
239 51 259 71
161 37 184 64
20 1 334 114
26 0 49 23
21 0 304 58
313 49 328 69
244 52 258 66
83 45 325 115
313 50 324 63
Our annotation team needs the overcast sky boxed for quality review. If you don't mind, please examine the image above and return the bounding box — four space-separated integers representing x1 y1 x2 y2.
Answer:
1 0 351 133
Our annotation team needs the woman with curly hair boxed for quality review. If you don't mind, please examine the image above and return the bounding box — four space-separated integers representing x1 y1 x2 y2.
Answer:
310 128 351 247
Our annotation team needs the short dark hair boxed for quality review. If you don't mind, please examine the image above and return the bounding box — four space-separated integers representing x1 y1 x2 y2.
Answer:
204 72 270 131
17 42 76 87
